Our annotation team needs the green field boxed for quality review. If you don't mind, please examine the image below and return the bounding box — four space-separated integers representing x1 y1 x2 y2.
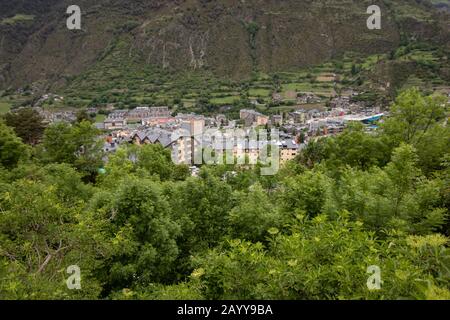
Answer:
95 114 107 123
0 101 12 114
248 88 271 97
210 96 240 105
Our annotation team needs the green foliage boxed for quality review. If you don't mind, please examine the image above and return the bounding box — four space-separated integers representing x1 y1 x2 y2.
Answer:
0 169 108 299
0 121 29 169
38 121 103 178
90 177 181 292
321 123 390 170
0 88 449 300
382 88 449 174
228 183 281 242
3 108 46 145
279 170 332 218
383 88 447 143
135 144 177 181
186 215 450 300
168 173 234 254
98 144 189 187
324 145 447 235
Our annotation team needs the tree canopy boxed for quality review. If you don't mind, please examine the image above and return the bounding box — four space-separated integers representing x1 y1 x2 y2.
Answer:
0 88 449 300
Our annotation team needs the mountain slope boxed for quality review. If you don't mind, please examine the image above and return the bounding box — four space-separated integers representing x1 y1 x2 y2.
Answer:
0 0 449 91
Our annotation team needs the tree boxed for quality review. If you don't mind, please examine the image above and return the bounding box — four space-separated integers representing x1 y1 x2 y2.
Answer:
414 124 450 175
228 183 281 242
299 132 306 144
324 144 448 235
0 173 109 299
297 138 328 168
3 108 46 145
382 88 447 144
136 144 175 181
76 109 94 123
98 144 190 187
90 178 181 293
172 164 190 181
1 85 450 300
39 121 103 178
39 122 73 164
168 172 235 255
279 170 332 218
0 121 29 169
382 88 449 175
322 123 390 170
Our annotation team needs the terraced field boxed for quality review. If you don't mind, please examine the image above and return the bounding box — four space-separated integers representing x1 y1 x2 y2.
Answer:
3 41 447 119
0 100 12 114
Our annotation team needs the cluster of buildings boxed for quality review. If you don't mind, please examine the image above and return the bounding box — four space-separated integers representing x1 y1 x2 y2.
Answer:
239 109 269 127
296 92 322 104
102 106 172 130
37 108 77 123
35 93 65 107
31 94 385 172
238 109 287 128
279 93 384 140
102 106 234 131
102 108 304 167
99 97 385 171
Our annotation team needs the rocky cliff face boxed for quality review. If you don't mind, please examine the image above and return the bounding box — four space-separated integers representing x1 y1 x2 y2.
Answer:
0 0 448 90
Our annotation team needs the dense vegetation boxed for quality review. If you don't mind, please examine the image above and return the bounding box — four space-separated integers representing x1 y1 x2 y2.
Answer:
0 88 449 300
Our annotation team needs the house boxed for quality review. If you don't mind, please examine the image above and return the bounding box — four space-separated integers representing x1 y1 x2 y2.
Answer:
109 106 171 123
131 128 173 147
272 92 283 102
330 96 351 109
279 140 303 164
130 126 201 166
87 107 98 114
256 114 269 126
297 92 321 104
288 110 307 124
175 113 204 122
104 118 127 130
271 115 283 126
108 110 128 119
240 109 269 127
142 117 174 126
127 106 170 122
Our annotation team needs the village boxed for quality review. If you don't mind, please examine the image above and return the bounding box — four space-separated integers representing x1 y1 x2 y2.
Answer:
29 89 388 174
